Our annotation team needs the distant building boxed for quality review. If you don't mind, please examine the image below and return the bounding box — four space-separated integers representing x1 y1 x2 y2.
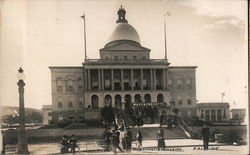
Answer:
196 102 230 122
44 7 198 123
42 105 52 125
231 108 246 123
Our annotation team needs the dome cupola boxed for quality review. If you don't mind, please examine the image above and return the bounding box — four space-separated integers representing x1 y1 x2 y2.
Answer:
106 6 141 46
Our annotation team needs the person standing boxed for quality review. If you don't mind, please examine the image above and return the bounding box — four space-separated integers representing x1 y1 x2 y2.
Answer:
111 129 123 154
201 124 210 150
60 135 69 153
104 127 112 151
136 130 143 150
124 128 133 152
157 127 166 150
69 134 77 153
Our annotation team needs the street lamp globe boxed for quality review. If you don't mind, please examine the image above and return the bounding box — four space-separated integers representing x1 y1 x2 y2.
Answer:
17 67 25 80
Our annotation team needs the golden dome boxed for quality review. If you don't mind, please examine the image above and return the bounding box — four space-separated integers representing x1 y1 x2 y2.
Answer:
107 22 141 45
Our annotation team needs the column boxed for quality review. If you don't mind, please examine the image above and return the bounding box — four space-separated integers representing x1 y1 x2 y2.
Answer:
98 69 101 90
222 109 224 120
83 69 87 91
150 69 153 90
166 69 168 90
121 69 124 90
112 96 115 107
87 69 91 90
215 108 217 121
163 69 166 90
140 69 143 90
209 109 212 121
101 69 104 90
131 69 134 90
111 69 114 90
153 69 156 90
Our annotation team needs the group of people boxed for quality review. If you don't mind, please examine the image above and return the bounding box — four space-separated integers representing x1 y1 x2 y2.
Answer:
60 134 78 153
104 122 143 154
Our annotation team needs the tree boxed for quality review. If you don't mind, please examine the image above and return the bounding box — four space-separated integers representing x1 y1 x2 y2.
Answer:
101 106 115 123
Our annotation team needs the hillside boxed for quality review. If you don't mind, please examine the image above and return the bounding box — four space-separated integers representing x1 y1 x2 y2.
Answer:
1 106 43 125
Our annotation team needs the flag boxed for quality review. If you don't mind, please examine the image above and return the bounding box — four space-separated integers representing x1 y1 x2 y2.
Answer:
81 14 85 19
221 92 225 97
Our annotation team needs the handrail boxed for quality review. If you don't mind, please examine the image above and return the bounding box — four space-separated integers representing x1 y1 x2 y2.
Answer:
178 118 193 138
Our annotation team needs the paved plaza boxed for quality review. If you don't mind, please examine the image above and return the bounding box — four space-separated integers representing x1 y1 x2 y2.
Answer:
26 139 248 155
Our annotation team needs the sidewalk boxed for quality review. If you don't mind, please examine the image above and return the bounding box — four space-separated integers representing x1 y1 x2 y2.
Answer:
27 139 248 154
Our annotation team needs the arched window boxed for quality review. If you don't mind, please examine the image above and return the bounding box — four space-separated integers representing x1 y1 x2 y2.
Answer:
105 94 112 107
144 94 151 103
124 94 132 109
157 94 164 103
77 78 83 89
115 95 122 108
177 77 183 89
91 95 99 110
167 79 173 89
65 76 74 92
56 77 63 92
186 78 192 89
177 96 182 105
134 94 142 103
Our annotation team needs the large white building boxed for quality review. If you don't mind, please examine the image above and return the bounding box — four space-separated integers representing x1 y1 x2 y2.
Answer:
43 7 197 124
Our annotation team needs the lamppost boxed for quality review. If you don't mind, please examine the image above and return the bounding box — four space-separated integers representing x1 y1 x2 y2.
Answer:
17 67 29 154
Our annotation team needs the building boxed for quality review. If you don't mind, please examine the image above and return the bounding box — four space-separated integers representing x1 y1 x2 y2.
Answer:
42 105 52 125
231 108 246 123
44 7 197 123
196 102 230 122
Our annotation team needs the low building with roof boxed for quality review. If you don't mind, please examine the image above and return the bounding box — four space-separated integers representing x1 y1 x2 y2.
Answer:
196 102 230 122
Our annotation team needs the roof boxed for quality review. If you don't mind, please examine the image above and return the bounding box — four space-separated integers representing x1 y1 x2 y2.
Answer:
197 102 230 108
106 22 141 46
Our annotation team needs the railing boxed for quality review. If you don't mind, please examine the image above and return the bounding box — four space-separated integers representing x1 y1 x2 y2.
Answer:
178 118 193 138
84 59 169 65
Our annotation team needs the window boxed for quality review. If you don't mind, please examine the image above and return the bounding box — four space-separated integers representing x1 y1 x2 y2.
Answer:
48 112 52 116
106 57 109 59
68 102 73 108
186 78 192 88
58 97 63 108
66 77 74 92
124 56 128 59
58 102 62 108
187 99 192 105
79 97 83 108
77 78 83 89
68 96 73 108
114 56 119 60
133 56 137 59
177 78 183 89
56 78 63 92
177 96 182 105
142 56 146 59
167 79 173 89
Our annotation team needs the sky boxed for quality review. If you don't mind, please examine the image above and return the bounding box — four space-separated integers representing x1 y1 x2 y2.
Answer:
0 0 248 110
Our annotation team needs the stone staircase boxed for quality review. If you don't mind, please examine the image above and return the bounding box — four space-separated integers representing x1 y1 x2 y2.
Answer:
129 126 189 140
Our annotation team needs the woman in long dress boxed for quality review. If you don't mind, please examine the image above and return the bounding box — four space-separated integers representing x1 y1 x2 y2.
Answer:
157 127 166 150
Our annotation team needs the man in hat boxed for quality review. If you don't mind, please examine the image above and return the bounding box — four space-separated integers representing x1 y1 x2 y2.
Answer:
201 124 210 150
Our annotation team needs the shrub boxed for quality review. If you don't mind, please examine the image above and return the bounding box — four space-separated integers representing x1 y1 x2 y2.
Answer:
222 129 242 143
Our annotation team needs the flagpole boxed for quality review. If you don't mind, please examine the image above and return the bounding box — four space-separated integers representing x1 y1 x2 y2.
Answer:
164 13 167 60
81 13 87 60
164 12 170 60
